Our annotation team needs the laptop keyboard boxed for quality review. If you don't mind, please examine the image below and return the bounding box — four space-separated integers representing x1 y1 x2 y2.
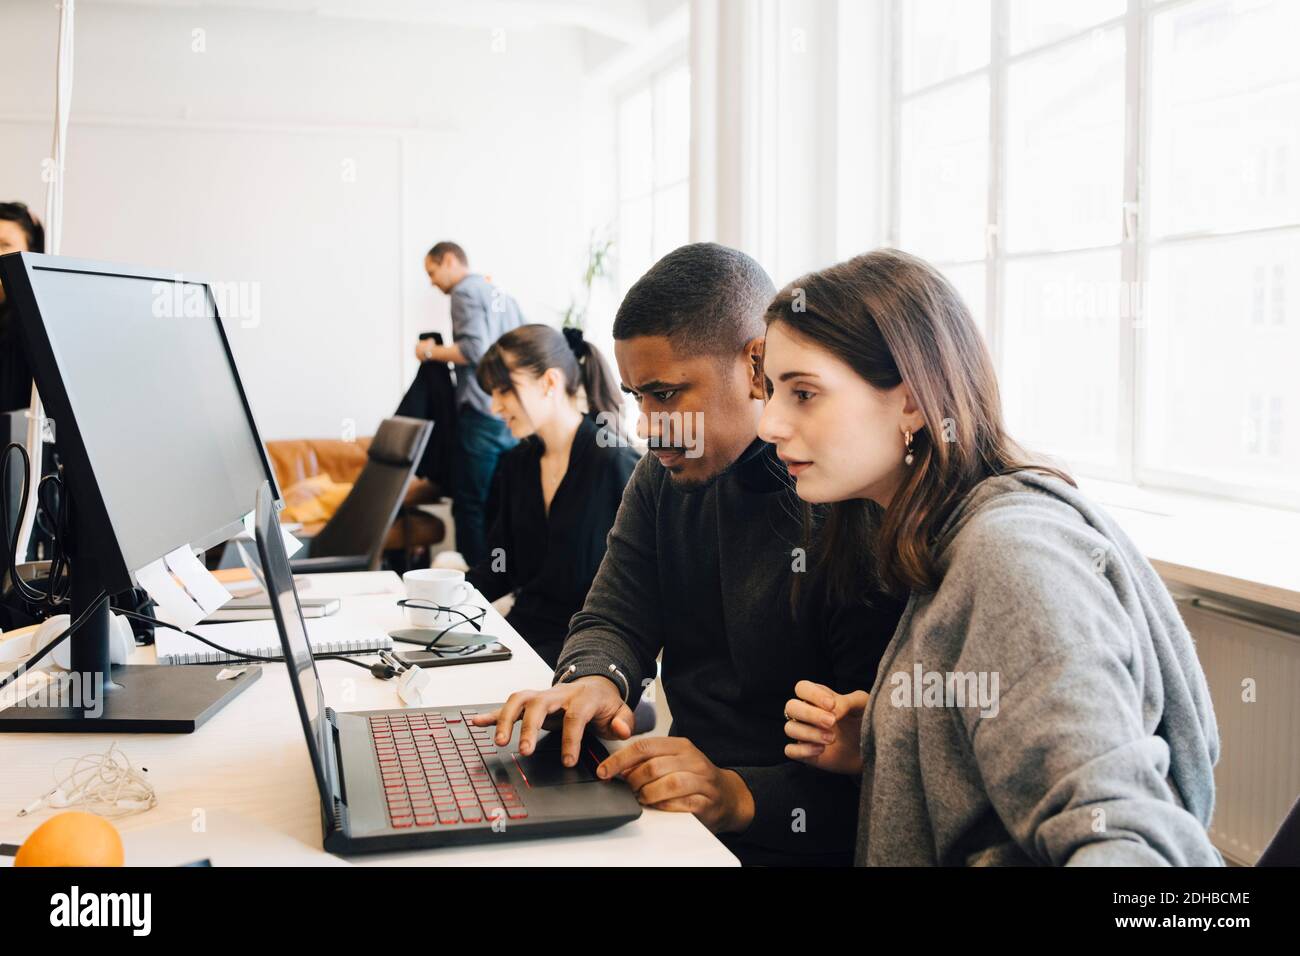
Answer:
370 709 528 829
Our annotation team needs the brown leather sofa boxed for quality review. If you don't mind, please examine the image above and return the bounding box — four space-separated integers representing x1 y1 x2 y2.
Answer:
264 435 445 555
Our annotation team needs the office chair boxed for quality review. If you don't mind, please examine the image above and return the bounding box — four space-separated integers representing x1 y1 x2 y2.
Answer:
1256 793 1300 866
289 416 432 574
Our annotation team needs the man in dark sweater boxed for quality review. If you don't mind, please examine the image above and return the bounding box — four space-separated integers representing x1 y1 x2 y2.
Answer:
471 243 902 865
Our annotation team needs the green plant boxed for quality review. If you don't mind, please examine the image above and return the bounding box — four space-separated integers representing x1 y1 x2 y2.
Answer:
561 232 615 330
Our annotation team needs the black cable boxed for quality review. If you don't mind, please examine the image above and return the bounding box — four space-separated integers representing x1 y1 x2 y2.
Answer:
113 608 398 680
0 589 110 691
0 443 72 614
33 496 57 539
115 587 158 644
36 473 70 610
1 442 48 607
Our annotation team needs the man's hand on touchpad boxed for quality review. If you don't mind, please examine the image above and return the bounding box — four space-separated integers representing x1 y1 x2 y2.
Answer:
512 730 602 786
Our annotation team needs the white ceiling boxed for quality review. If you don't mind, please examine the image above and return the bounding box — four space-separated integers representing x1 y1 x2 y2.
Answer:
77 0 681 46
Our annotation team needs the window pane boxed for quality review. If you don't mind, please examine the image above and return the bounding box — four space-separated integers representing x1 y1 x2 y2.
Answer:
653 181 689 261
1005 28 1125 252
1149 0 1300 237
899 77 989 262
1008 0 1126 54
618 88 653 201
617 196 653 296
939 262 987 338
900 0 990 93
654 66 690 188
1142 231 1299 500
1002 251 1122 471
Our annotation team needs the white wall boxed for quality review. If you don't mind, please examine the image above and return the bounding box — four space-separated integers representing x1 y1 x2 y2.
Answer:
0 0 591 440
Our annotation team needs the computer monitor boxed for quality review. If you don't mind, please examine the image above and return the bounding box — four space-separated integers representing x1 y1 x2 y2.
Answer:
0 252 276 732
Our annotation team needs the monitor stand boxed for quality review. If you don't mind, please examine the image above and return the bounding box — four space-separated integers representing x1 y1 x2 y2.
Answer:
0 573 261 733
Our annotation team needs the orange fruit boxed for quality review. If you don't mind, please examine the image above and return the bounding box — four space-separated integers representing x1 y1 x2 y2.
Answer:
14 811 124 867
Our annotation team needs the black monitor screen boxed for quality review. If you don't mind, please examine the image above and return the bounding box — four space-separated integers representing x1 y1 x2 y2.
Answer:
26 266 270 573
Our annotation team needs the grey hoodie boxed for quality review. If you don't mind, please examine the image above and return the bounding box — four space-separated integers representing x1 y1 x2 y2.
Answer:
856 471 1222 866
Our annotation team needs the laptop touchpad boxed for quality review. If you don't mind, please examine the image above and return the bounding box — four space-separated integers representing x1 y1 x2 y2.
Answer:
512 731 601 787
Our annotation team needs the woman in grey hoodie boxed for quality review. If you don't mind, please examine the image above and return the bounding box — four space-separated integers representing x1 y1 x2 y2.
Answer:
757 249 1222 866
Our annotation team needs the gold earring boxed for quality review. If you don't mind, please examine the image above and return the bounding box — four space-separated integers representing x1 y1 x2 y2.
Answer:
904 429 915 466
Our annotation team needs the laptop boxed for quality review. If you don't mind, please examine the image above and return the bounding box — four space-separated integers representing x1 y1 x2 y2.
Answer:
250 480 642 853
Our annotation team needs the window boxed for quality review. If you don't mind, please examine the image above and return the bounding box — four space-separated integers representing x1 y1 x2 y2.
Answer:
891 0 1300 509
616 63 690 296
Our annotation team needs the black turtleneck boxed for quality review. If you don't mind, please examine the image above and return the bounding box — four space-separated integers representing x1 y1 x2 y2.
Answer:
466 414 639 667
557 437 905 866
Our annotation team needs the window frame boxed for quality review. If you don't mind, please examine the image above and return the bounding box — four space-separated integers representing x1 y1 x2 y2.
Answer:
615 58 691 296
887 0 1300 511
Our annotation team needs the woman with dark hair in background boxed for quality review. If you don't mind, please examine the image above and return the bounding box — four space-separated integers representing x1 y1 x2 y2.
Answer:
466 323 638 667
760 249 1221 866
0 202 45 412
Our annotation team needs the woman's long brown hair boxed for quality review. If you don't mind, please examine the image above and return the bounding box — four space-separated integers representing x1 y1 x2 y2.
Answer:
766 248 1073 599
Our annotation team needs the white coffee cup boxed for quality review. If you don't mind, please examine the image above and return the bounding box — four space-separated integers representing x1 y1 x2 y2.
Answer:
402 568 471 628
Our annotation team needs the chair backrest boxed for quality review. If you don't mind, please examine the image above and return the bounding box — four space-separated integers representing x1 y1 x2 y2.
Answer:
307 416 432 570
1257 794 1300 866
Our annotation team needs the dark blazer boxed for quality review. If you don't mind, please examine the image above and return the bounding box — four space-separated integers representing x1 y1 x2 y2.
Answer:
395 358 458 493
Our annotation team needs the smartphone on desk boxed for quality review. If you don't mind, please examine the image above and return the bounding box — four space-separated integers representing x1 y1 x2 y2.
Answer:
393 643 511 669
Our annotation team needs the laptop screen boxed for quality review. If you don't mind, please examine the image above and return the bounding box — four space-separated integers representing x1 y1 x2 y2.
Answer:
252 480 335 808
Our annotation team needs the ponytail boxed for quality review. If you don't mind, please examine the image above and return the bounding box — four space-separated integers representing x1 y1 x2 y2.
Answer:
561 327 623 428
477 324 625 435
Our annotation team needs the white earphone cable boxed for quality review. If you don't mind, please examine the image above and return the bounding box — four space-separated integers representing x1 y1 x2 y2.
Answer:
19 740 156 819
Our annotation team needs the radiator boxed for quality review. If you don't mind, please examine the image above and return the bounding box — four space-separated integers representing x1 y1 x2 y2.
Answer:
1179 598 1300 865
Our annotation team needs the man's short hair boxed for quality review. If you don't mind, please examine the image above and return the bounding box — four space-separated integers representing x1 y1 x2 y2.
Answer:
426 241 468 266
612 242 775 357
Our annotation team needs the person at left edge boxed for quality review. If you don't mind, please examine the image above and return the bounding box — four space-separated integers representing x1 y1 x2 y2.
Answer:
418 241 526 565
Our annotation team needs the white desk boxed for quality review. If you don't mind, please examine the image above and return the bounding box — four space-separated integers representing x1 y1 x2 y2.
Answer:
0 572 737 867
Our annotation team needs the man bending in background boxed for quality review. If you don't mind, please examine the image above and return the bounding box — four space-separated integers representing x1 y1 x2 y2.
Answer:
416 241 526 565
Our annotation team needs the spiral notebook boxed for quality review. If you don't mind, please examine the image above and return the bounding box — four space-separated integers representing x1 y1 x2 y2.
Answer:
153 620 392 666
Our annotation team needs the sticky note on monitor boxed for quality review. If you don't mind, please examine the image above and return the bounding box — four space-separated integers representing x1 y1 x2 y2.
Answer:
135 557 205 630
164 545 232 615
